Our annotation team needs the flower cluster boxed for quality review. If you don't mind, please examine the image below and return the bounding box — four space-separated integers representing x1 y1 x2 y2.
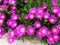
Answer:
0 0 60 45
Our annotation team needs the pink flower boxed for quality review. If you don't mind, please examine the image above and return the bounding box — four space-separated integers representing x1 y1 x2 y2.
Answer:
11 13 18 20
26 25 35 35
42 4 48 9
34 21 41 28
48 15 57 24
29 7 36 14
16 24 26 37
9 0 16 5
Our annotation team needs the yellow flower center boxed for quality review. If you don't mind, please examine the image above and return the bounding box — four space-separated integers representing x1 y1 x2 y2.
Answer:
29 29 33 33
20 28 25 32
50 38 53 41
54 9 57 13
53 29 57 32
42 30 46 33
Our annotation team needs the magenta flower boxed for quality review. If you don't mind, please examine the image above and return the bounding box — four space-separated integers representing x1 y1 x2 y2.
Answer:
47 36 55 44
53 34 59 42
26 25 35 35
52 0 57 6
8 29 15 37
34 21 41 28
43 12 50 19
48 15 57 24
29 7 36 14
36 30 44 39
56 24 60 31
0 0 2 2
0 19 4 26
39 26 48 36
28 13 34 19
16 24 26 37
35 13 43 19
24 0 27 3
4 0 8 4
0 34 2 38
11 13 18 20
11 5 16 10
42 4 48 9
0 27 4 34
24 14 28 19
0 13 5 19
51 6 59 14
11 21 17 28
9 0 16 5
37 7 44 14
1 5 7 10
46 30 52 37
10 9 15 14
51 26 59 34
6 19 13 26
7 36 16 44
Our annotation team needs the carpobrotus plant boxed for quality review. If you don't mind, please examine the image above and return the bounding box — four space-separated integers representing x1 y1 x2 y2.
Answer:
0 0 60 45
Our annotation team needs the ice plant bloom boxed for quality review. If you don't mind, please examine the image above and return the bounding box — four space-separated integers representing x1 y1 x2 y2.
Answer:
10 9 15 14
47 36 54 44
16 24 26 37
42 4 48 9
39 26 48 36
9 0 16 5
0 0 2 2
0 34 2 38
52 0 57 6
37 7 44 14
46 30 52 37
24 0 27 3
0 27 4 34
35 13 43 19
4 0 8 4
7 37 16 44
36 30 44 39
0 19 4 26
0 13 5 19
29 7 36 14
51 26 59 34
51 6 59 14
11 5 16 10
11 21 17 28
26 25 35 35
28 13 34 19
8 29 15 37
49 15 57 24
56 24 60 31
11 13 18 20
34 21 41 28
44 12 50 19
53 34 59 42
24 14 28 19
6 19 13 26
